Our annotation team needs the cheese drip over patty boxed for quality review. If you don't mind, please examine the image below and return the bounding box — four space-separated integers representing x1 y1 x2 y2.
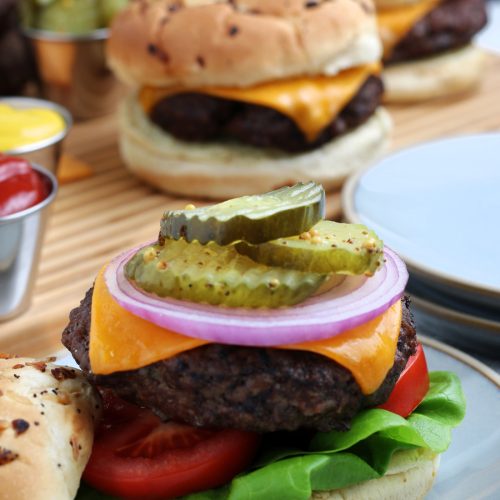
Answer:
139 63 381 143
89 268 401 395
377 0 441 58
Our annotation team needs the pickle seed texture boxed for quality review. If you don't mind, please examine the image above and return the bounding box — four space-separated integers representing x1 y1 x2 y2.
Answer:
126 240 327 308
236 220 384 276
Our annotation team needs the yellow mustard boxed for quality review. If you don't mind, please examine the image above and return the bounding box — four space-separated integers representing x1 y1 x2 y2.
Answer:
0 104 66 151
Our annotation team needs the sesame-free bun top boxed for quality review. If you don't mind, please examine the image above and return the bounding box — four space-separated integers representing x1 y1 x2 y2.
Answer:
107 0 381 88
373 0 423 8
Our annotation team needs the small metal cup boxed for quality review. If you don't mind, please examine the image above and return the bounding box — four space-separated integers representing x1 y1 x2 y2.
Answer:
1 96 72 174
0 163 58 321
24 28 126 120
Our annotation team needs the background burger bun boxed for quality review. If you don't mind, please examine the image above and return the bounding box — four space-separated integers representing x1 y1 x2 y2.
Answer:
313 448 440 499
119 97 392 199
373 0 423 7
0 356 100 500
107 0 381 88
383 45 487 103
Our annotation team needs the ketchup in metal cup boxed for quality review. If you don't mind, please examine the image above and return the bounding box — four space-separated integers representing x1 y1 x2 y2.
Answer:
0 155 48 217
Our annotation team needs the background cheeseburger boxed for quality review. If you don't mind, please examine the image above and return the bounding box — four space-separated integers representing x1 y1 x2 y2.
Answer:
106 0 391 199
376 0 488 102
61 183 465 499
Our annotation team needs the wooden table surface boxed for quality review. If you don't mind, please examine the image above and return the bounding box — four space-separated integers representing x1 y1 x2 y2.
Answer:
1 54 499 357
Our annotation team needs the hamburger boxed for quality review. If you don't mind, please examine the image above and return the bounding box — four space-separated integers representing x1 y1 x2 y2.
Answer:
106 0 392 199
61 183 465 499
376 0 488 102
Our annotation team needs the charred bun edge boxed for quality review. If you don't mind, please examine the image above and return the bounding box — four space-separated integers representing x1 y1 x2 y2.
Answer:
0 355 100 500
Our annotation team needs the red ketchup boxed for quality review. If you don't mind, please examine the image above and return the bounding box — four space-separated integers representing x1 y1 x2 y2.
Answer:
0 155 48 217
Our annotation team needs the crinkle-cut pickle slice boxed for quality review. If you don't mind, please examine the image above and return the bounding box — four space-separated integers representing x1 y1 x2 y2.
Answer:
236 221 384 276
160 182 325 246
125 240 327 308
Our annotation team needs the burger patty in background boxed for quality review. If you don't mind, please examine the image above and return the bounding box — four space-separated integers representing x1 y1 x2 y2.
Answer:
63 291 417 433
386 0 488 64
150 76 383 153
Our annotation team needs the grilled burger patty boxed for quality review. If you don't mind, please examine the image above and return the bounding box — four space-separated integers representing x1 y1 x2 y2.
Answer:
62 290 417 433
386 0 487 64
149 75 383 153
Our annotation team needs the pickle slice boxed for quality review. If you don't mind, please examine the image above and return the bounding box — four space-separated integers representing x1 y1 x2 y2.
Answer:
160 182 325 246
35 0 101 33
125 240 327 308
236 221 384 276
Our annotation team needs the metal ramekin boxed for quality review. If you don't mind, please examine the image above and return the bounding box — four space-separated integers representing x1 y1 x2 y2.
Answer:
1 96 72 174
24 28 126 120
0 163 58 321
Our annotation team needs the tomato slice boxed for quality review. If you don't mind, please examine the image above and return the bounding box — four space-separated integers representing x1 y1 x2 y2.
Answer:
378 343 430 417
83 390 261 499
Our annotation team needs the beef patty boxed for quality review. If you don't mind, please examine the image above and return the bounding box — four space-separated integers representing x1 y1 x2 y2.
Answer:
149 75 383 153
62 289 417 433
386 0 487 64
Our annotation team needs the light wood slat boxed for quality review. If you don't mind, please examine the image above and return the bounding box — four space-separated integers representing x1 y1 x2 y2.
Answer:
41 195 340 277
53 178 141 212
390 55 500 150
52 165 129 198
1 55 499 357
44 195 165 245
39 217 161 276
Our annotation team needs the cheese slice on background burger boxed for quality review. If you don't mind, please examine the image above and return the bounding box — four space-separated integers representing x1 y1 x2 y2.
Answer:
375 0 488 102
106 0 392 199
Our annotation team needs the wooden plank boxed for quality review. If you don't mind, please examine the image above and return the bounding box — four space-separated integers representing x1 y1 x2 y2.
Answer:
1 55 499 357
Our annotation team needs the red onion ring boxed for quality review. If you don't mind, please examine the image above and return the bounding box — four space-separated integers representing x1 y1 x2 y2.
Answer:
104 244 408 346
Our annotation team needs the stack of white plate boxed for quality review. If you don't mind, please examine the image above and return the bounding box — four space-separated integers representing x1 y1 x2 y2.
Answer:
343 134 500 357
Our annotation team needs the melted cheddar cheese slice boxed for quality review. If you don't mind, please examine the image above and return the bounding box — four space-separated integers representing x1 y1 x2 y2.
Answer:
378 0 440 58
89 269 210 375
89 269 401 395
139 63 380 143
280 302 401 394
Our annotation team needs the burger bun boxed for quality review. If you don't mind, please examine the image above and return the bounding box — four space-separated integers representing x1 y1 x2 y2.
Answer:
313 448 440 500
0 356 100 500
383 45 487 103
119 96 392 199
108 0 381 88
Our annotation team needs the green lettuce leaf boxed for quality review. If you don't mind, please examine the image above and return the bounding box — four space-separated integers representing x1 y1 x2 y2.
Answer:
76 484 117 500
77 371 465 500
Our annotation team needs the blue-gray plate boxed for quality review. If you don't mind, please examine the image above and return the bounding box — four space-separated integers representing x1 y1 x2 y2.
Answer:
343 133 500 311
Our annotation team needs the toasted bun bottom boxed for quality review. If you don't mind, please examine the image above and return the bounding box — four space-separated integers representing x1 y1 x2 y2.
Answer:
313 448 440 500
119 97 392 199
383 45 487 103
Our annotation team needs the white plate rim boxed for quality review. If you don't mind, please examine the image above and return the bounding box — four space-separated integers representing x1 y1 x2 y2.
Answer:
412 296 500 333
342 133 500 299
419 334 500 386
